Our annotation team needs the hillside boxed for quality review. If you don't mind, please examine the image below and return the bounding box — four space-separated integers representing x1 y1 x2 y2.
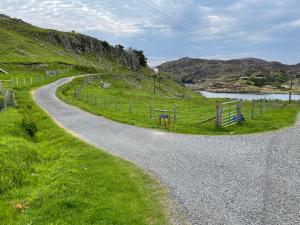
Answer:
0 14 146 71
0 14 171 225
158 57 300 93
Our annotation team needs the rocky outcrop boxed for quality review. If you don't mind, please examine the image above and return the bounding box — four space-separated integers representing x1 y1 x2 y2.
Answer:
41 32 144 71
0 15 145 71
0 14 10 19
158 57 300 83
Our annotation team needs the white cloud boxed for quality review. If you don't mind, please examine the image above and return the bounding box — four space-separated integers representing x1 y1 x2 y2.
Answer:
0 0 174 36
289 19 300 27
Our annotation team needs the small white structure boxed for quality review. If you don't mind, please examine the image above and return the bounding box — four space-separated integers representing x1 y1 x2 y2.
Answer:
152 67 159 74
46 70 58 77
100 81 111 89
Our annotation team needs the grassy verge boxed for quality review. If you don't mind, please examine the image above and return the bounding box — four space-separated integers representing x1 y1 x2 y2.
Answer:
0 67 170 225
57 74 300 135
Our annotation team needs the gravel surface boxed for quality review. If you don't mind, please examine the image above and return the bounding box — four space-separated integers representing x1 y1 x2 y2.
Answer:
34 76 300 225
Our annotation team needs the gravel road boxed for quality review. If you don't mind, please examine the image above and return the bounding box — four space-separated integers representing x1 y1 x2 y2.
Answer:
34 76 300 225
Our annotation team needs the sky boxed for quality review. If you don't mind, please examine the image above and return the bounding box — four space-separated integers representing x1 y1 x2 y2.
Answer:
1 0 300 66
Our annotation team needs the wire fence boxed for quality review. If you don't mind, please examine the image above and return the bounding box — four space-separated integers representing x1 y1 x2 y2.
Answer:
74 88 177 128
71 75 300 129
0 70 68 112
0 81 14 111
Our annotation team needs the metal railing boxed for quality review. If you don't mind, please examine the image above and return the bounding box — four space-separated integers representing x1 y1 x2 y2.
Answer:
216 100 242 128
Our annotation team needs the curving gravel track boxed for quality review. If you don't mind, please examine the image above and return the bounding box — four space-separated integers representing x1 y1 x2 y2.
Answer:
34 76 300 225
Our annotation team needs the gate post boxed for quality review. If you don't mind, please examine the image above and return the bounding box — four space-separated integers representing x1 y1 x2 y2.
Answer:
237 100 242 123
5 89 15 108
0 81 3 94
216 104 222 128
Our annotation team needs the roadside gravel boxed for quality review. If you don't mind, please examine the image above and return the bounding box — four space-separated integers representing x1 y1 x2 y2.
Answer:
34 76 300 225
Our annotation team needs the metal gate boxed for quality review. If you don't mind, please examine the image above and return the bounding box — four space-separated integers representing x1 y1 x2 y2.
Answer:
216 100 242 128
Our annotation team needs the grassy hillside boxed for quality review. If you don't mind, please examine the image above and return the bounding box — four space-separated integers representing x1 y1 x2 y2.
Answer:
0 67 171 225
0 16 172 225
57 73 300 135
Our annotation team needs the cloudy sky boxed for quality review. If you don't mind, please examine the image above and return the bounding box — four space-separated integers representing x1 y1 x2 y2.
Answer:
1 0 300 65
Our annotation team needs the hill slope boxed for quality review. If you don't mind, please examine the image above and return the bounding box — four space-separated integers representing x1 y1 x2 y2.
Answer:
158 57 300 93
0 14 146 71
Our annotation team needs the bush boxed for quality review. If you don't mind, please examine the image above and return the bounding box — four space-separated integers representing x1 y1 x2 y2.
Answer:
74 64 97 73
21 115 38 137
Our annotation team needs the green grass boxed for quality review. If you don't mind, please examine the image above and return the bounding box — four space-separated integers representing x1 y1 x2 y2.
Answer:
57 74 300 135
0 66 170 225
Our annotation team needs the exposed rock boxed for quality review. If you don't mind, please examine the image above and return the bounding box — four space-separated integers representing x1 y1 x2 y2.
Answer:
0 14 10 19
0 15 145 71
43 31 143 71
158 57 300 91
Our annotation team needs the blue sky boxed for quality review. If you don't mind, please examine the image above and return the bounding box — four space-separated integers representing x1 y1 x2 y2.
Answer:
1 0 300 65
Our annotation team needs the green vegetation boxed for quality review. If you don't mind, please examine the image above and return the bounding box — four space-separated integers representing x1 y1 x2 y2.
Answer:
0 66 170 225
58 73 300 135
0 13 299 225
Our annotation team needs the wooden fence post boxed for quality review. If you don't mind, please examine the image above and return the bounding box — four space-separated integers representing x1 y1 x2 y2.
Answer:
237 101 242 123
129 102 132 113
4 89 15 108
115 100 118 111
251 100 255 119
216 104 222 128
173 103 176 124
105 98 107 109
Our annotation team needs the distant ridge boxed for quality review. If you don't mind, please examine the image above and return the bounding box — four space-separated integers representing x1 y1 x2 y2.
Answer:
0 14 10 19
158 57 300 92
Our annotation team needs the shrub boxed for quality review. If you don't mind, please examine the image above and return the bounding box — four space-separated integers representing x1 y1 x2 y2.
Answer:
21 115 38 137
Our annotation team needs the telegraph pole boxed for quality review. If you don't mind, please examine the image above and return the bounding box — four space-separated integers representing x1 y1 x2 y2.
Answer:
152 67 159 95
153 74 156 94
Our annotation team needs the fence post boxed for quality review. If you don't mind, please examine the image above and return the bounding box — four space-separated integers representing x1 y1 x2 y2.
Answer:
216 104 222 128
237 101 242 123
129 101 132 113
115 100 118 111
4 89 15 108
260 100 263 115
173 103 176 124
251 100 255 119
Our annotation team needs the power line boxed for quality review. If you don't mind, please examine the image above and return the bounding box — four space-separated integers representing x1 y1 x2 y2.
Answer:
142 0 196 30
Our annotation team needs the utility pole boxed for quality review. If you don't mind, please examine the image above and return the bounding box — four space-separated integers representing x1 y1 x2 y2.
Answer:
289 65 295 104
152 67 159 95
153 73 156 94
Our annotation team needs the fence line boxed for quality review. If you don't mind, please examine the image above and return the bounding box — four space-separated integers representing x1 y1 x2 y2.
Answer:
73 75 300 129
74 88 177 128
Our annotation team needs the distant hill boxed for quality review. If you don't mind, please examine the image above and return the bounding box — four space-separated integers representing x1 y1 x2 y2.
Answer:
0 14 146 71
158 57 300 93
